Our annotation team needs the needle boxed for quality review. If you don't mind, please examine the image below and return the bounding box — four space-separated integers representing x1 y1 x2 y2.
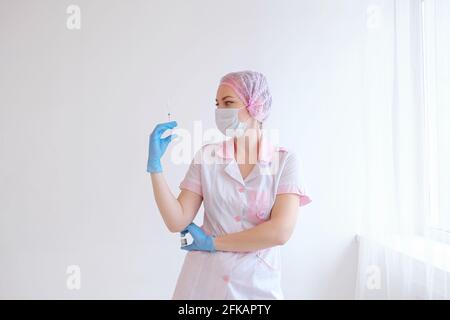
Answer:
166 99 171 121
166 99 174 137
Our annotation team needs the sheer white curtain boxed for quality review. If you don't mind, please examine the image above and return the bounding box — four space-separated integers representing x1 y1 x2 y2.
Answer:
355 0 450 299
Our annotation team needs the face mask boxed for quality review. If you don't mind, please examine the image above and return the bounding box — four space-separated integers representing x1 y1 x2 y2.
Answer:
215 107 248 137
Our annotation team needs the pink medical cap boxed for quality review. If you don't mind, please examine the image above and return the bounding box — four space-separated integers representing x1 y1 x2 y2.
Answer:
219 70 272 122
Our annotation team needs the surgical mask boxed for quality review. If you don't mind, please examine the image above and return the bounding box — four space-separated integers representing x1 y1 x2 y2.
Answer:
215 107 248 137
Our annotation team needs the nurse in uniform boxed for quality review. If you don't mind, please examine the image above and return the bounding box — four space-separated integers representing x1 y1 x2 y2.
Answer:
147 70 312 299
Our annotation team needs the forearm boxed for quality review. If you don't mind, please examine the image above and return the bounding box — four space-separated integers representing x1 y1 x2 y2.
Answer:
150 173 184 232
213 220 285 252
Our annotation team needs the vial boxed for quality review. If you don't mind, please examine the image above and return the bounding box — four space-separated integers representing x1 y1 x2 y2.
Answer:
180 232 192 247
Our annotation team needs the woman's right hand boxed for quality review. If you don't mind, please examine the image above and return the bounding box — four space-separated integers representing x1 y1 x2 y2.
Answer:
147 121 178 173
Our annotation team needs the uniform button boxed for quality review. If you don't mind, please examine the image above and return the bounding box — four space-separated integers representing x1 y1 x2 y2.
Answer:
222 275 230 283
238 187 245 193
234 215 241 222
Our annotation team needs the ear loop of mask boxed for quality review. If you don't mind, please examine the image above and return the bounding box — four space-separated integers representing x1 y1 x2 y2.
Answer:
242 104 263 129
241 108 251 125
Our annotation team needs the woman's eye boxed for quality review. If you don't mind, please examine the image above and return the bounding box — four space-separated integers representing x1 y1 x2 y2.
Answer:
225 101 233 105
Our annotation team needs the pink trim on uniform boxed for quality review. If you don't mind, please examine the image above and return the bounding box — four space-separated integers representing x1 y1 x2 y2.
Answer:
179 180 203 196
277 184 312 206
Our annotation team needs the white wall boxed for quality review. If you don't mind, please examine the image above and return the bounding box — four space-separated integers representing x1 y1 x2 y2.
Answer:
0 0 366 299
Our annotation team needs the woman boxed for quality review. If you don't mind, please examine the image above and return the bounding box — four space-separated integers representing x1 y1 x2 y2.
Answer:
147 70 311 299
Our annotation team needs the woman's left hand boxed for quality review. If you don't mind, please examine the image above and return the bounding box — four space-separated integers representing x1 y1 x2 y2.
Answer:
180 223 216 252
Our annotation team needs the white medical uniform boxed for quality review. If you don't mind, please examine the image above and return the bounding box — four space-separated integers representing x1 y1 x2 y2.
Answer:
172 134 311 299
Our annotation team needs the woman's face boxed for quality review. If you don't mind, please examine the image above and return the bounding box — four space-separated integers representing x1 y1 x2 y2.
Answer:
215 84 250 123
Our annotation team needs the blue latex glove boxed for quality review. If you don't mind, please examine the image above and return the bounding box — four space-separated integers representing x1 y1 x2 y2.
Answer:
181 223 216 252
147 121 178 173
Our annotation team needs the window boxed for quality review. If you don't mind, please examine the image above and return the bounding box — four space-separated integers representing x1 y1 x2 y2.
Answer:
421 0 450 237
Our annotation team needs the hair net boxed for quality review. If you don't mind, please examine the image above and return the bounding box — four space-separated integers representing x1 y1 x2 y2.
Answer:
219 70 272 123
